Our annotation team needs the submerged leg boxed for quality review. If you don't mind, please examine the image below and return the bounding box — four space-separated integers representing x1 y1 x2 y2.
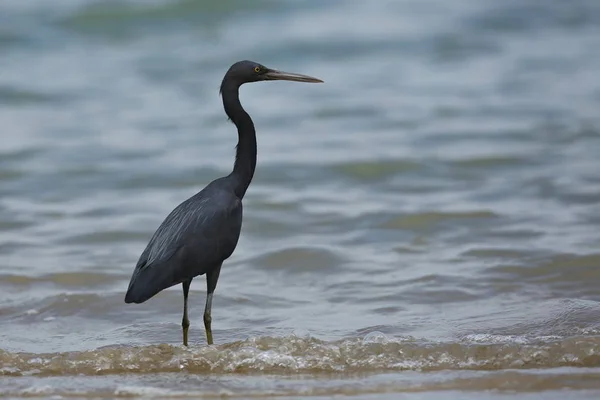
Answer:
182 279 192 346
204 263 222 345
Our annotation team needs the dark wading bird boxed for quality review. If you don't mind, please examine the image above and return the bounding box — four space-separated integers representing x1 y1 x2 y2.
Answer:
124 60 323 346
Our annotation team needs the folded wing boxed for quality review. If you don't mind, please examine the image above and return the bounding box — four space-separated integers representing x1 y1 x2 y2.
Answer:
124 188 242 303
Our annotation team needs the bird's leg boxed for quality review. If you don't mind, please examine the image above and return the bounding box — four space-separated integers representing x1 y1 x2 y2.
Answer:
182 279 192 346
204 263 222 345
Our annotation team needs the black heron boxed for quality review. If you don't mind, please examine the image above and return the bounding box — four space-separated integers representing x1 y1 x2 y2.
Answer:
124 60 323 346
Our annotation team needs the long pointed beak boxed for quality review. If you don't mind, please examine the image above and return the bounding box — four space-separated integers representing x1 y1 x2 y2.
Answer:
264 69 323 83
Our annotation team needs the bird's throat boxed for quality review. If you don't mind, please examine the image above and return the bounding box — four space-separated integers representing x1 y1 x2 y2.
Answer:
222 85 257 199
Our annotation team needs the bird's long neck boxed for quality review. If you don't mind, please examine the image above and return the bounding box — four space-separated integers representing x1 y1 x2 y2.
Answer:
222 83 257 199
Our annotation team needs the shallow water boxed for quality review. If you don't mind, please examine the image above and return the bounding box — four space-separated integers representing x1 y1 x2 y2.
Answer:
1 0 600 398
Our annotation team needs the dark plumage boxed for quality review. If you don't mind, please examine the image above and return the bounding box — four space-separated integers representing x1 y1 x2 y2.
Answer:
125 60 323 346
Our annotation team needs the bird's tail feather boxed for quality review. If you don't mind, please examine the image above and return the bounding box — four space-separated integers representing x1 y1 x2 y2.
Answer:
124 261 179 304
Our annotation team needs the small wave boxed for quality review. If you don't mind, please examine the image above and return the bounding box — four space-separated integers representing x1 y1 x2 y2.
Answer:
59 0 275 40
379 210 499 230
330 159 423 181
2 334 600 377
249 245 345 272
0 271 121 287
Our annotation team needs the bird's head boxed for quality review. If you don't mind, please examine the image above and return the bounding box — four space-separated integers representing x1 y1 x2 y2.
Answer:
221 60 323 90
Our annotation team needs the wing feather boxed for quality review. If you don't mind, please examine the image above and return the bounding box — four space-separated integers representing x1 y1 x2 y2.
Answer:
125 187 242 303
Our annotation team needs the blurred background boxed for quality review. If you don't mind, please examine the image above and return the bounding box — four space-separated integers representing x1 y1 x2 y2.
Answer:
1 0 600 398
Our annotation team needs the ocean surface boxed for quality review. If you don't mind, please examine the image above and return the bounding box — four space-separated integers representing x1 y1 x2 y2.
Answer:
1 0 600 398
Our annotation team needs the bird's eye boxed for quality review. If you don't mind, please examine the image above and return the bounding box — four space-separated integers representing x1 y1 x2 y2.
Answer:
254 66 261 73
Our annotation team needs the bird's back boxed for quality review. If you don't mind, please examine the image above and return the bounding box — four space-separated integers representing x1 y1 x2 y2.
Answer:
125 180 243 303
